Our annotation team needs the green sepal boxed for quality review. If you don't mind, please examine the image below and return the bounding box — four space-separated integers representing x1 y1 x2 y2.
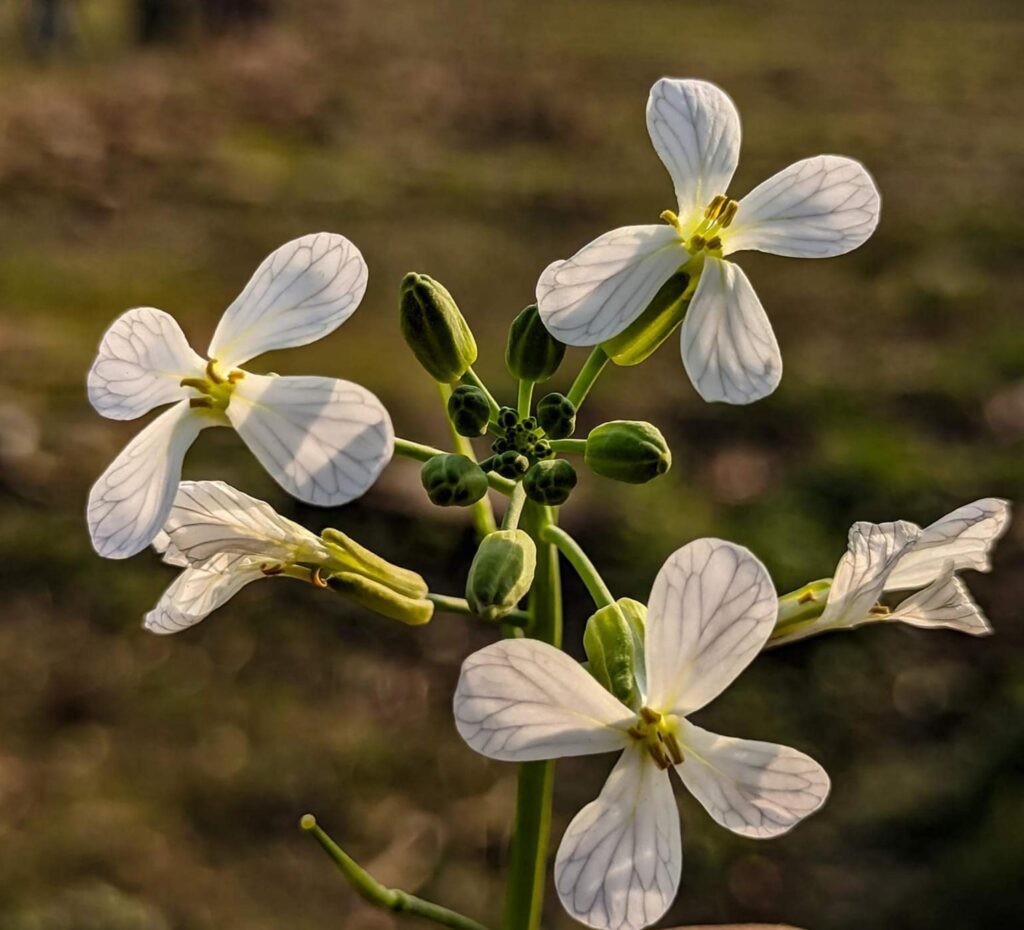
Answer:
505 303 566 382
523 459 577 506
330 572 434 626
399 272 477 382
584 420 671 484
584 602 641 709
536 392 576 440
600 271 692 366
420 453 490 507
320 527 428 600
466 529 537 621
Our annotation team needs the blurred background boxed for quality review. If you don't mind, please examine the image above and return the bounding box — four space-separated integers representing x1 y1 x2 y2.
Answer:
0 1 1021 928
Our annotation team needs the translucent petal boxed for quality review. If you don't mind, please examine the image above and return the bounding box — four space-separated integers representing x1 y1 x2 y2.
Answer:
676 720 830 838
161 480 324 565
228 373 393 507
453 639 632 762
645 538 777 717
208 233 368 368
87 307 204 420
555 748 681 930
821 520 921 627
885 498 1011 590
680 257 782 405
536 225 687 347
890 562 992 635
87 401 205 559
646 78 742 223
725 155 880 258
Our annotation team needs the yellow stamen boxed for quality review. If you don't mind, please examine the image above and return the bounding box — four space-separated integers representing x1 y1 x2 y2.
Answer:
206 359 224 384
311 566 329 588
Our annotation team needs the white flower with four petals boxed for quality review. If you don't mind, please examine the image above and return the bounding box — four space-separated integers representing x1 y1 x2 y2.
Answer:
537 78 881 404
455 538 830 930
87 233 394 559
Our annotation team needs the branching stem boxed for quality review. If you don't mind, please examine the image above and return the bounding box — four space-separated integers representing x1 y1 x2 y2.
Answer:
540 524 615 608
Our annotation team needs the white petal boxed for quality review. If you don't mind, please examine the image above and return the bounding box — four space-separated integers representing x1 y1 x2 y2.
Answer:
536 225 687 347
153 530 189 567
644 538 777 717
144 553 265 635
87 401 204 559
207 233 368 368
725 155 880 258
453 639 632 762
227 373 393 507
885 498 1011 590
87 307 204 420
646 78 741 223
680 257 782 405
162 480 324 565
821 520 921 627
889 562 992 635
555 748 681 930
675 720 830 838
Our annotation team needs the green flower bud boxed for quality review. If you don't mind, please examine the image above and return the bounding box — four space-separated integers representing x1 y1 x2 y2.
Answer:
447 384 491 437
523 459 577 506
494 450 530 479
466 529 537 621
497 406 518 430
536 392 576 440
601 271 691 367
584 602 642 708
533 439 552 459
584 420 671 484
505 304 566 383
420 454 489 507
399 272 477 382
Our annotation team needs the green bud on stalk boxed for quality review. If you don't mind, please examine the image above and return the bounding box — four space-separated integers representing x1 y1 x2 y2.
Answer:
466 529 537 621
523 459 577 506
447 384 491 437
601 271 692 367
584 420 671 484
494 450 530 479
505 303 566 382
536 392 576 439
399 272 477 382
420 453 490 507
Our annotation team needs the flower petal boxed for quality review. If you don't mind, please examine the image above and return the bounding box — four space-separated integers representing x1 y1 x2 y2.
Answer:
453 639 632 762
228 373 393 507
536 225 687 347
680 257 782 405
675 720 830 838
645 538 777 717
144 552 265 635
885 498 1011 590
889 562 992 635
821 520 921 627
555 747 681 930
87 400 205 559
725 155 880 258
161 480 323 565
646 78 741 224
88 307 204 420
207 233 368 368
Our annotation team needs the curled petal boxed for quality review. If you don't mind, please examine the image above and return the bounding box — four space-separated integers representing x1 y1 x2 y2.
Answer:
228 373 393 507
453 639 632 762
725 155 880 258
889 562 992 635
676 720 830 838
645 538 777 717
208 233 368 368
680 257 782 405
555 748 681 930
88 307 203 420
646 78 742 224
536 225 687 347
88 401 205 559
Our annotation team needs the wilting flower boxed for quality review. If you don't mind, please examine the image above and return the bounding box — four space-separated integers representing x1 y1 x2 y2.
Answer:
772 498 1010 646
537 78 880 404
146 480 432 634
87 233 394 559
455 538 828 930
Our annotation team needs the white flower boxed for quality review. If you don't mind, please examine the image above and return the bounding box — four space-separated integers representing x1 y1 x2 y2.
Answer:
454 538 829 930
536 78 880 404
775 498 1011 645
87 233 394 559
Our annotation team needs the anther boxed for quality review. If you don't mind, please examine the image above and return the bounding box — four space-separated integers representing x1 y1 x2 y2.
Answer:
798 590 817 605
180 377 212 393
261 563 285 576
705 236 722 251
689 234 706 252
705 194 727 218
189 397 213 409
228 370 245 383
868 604 891 617
719 199 739 228
660 209 680 229
206 359 224 384
664 732 684 766
311 566 329 588
639 706 661 724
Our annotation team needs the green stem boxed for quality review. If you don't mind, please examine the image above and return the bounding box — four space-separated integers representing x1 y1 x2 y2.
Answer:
548 438 587 455
427 592 529 627
461 368 501 418
502 484 528 531
503 503 562 930
517 380 534 419
394 438 515 496
566 347 609 409
301 815 491 930
540 523 615 609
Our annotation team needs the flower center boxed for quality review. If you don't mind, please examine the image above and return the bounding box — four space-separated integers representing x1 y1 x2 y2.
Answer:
627 706 684 770
181 359 245 414
661 193 739 256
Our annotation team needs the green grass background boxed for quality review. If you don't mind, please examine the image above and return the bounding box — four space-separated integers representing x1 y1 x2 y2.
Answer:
0 1 1021 928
